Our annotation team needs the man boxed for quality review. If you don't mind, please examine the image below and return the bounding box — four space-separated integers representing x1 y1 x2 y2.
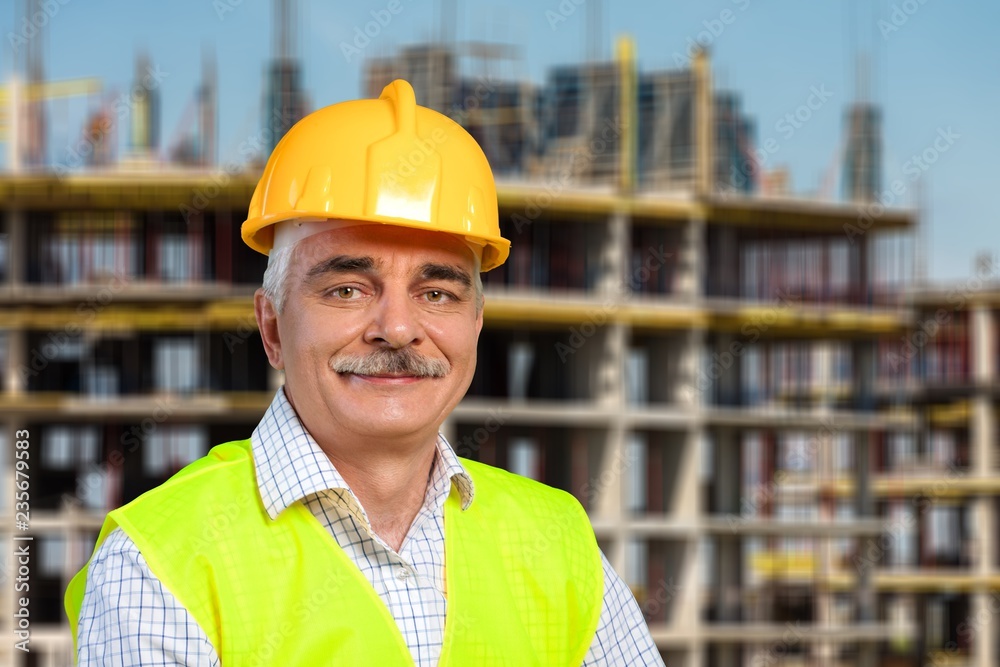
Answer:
66 79 664 666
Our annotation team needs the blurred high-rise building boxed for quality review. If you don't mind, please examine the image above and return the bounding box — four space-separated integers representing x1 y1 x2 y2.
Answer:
264 0 307 156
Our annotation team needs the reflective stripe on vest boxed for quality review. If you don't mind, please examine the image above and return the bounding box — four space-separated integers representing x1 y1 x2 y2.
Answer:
65 440 603 666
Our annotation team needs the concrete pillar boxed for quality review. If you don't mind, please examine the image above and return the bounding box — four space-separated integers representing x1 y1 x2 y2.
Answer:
815 341 832 407
970 305 998 667
688 643 705 667
982 496 996 575
594 209 628 410
972 592 997 667
972 396 994 476
971 304 994 385
600 211 628 297
4 329 26 394
596 323 626 408
814 411 835 663
855 429 877 667
678 216 706 298
589 201 629 563
594 424 626 521
677 326 705 409
676 428 701 519
673 540 703 634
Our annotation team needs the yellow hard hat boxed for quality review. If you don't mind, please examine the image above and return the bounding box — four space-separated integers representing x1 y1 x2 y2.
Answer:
241 79 510 271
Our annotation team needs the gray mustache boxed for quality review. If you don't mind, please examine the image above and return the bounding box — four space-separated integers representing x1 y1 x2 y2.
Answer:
331 348 450 378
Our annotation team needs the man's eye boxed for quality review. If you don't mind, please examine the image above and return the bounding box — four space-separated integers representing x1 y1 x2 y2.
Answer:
336 287 356 299
426 290 447 302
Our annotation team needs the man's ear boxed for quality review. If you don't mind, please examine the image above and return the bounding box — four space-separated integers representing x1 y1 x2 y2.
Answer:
255 289 284 370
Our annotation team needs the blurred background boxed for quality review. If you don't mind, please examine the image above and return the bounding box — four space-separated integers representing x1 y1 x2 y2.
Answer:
1 0 999 665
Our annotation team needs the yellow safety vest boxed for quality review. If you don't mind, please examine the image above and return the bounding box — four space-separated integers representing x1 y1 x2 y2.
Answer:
65 439 603 666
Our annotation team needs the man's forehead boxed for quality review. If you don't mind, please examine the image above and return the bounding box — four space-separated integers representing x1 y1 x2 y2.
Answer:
294 225 478 267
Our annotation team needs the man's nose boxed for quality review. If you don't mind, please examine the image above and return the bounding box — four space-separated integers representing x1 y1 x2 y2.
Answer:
363 288 425 348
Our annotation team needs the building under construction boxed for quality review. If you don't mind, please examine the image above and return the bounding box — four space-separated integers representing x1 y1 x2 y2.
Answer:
1 8 999 666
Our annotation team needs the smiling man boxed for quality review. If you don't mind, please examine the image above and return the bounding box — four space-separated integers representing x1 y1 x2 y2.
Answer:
65 80 664 666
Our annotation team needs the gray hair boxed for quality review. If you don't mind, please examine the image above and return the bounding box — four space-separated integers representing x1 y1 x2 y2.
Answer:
261 241 298 313
261 239 485 314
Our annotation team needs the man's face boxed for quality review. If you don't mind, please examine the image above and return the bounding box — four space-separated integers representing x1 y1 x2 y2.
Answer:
257 224 483 449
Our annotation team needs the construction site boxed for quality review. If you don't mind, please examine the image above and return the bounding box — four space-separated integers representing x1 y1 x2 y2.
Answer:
1 0 999 666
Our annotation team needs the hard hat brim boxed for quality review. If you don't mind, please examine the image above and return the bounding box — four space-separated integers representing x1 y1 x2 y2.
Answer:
243 210 510 272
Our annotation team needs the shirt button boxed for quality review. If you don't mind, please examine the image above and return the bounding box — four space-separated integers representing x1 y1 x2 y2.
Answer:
396 567 411 581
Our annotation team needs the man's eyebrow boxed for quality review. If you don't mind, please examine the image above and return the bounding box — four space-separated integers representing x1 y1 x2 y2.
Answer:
420 262 473 289
305 255 376 281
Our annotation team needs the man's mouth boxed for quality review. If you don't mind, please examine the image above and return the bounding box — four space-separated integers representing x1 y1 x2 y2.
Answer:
349 372 424 384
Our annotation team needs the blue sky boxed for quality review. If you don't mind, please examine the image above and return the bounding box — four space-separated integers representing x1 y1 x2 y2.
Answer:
3 0 997 282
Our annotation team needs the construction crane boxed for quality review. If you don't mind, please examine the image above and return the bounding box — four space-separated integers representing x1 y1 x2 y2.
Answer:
0 77 103 168
4 0 102 169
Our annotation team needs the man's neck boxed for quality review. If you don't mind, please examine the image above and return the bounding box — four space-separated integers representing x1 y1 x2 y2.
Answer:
321 443 437 553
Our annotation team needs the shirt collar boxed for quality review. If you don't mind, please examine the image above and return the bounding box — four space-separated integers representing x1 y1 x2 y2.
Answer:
251 387 475 521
